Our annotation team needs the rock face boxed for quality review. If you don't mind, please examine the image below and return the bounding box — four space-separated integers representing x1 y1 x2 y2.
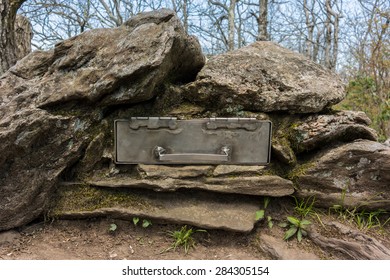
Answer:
185 41 345 113
9 9 204 108
0 109 84 231
294 140 390 209
0 9 205 231
290 111 378 153
0 9 389 235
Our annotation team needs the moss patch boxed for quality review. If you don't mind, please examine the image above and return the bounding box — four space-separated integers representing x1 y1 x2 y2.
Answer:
268 114 304 152
287 162 315 187
50 184 151 216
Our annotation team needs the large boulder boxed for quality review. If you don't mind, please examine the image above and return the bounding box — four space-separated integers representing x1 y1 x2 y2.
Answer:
293 140 390 210
10 9 204 109
184 41 345 114
0 9 205 231
0 109 84 231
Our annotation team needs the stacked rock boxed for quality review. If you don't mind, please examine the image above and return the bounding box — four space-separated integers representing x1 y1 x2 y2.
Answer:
0 9 388 232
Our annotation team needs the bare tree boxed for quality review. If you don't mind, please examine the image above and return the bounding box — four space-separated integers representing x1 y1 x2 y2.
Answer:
171 0 189 33
20 0 164 49
20 0 97 49
0 0 27 74
227 0 237 50
207 0 237 51
303 0 314 57
324 0 341 70
14 14 32 61
257 0 269 40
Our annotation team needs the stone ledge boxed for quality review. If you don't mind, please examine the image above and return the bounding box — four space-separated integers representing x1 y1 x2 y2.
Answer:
87 175 294 197
51 185 262 232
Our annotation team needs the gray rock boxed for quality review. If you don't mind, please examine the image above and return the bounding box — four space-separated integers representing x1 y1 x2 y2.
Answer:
291 111 378 153
212 165 266 176
271 138 297 166
258 233 320 260
185 41 345 113
8 9 204 109
309 220 390 259
0 9 204 231
77 132 107 174
0 109 84 231
51 185 261 232
87 174 294 197
203 176 294 196
137 164 213 179
294 140 390 209
0 230 21 245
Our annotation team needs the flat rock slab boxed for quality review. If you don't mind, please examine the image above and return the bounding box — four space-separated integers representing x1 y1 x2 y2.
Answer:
87 175 294 197
50 184 262 232
212 165 267 176
138 165 214 178
258 233 320 260
138 164 267 178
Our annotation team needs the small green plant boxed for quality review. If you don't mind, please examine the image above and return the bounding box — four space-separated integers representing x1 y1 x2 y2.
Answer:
163 225 207 254
293 196 324 227
109 223 117 232
255 197 273 229
132 217 152 228
330 187 348 216
280 216 311 242
142 219 152 228
329 202 390 233
294 196 316 218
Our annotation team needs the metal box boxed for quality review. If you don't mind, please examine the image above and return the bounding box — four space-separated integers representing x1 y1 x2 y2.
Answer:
114 117 272 165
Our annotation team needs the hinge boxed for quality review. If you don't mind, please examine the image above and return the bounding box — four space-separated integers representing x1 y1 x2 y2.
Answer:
129 117 177 130
206 117 258 131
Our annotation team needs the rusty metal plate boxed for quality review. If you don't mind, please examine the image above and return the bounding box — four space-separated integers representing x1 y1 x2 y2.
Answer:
115 117 272 165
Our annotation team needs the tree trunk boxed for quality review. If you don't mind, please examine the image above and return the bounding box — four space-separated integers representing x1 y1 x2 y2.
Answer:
0 0 26 75
14 14 32 61
183 0 188 34
326 0 340 70
303 0 313 58
324 0 332 69
228 0 236 51
324 0 340 70
257 0 268 41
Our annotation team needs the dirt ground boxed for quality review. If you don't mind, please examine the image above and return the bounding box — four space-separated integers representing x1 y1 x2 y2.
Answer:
0 219 267 260
1 205 389 260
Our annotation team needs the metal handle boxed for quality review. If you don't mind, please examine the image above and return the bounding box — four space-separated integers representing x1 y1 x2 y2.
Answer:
154 146 230 163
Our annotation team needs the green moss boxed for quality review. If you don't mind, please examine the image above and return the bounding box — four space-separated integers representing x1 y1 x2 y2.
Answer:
287 162 315 187
268 114 304 154
50 184 151 216
168 103 205 119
